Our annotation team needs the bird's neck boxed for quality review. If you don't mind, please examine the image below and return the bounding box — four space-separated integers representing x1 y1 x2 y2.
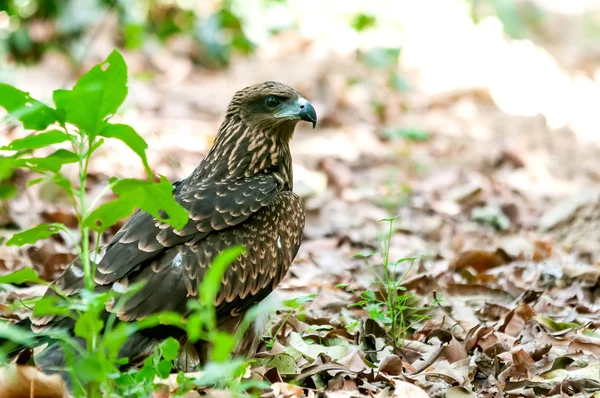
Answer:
193 116 294 189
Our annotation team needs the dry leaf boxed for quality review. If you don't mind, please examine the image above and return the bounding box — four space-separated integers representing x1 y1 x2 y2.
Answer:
392 380 429 398
0 364 66 398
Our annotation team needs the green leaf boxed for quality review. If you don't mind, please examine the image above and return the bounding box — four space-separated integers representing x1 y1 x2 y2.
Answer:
0 84 57 130
186 313 203 343
471 205 511 231
353 250 376 259
27 177 45 187
286 332 348 361
159 337 180 361
1 130 70 151
0 183 17 199
535 316 581 332
134 311 185 331
0 322 37 346
389 72 411 92
383 128 431 141
85 176 188 232
99 123 151 177
124 23 145 49
193 358 248 386
6 223 63 246
84 196 136 233
73 354 109 384
53 50 128 135
200 246 245 305
18 149 79 172
136 359 157 383
255 353 299 375
0 268 45 284
155 359 172 379
362 290 377 301
284 294 318 309
210 332 235 362
32 295 72 318
74 312 104 342
52 173 74 193
103 323 138 357
350 13 376 32
0 156 20 179
361 47 401 69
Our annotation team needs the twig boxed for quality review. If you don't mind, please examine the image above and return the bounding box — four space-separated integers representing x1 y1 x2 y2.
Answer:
409 342 448 375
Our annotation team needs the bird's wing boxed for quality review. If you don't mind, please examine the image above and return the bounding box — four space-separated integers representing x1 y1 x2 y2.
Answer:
114 191 305 322
94 173 282 284
40 174 282 304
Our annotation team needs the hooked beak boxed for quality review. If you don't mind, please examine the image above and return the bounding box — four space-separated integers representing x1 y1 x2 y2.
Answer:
275 97 317 129
298 99 317 129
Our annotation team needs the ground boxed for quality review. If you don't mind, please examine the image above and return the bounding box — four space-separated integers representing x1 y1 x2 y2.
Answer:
2 2 600 397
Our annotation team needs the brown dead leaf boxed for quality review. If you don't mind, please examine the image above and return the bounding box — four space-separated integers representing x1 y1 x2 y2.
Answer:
271 382 304 398
392 380 429 398
337 349 369 374
568 334 600 357
532 240 553 262
378 354 404 376
498 304 535 337
451 249 512 273
41 210 78 228
442 336 468 364
464 325 495 353
0 364 66 398
476 302 510 321
445 386 477 398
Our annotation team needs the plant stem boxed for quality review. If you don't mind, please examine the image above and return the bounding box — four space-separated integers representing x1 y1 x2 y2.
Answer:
78 134 93 292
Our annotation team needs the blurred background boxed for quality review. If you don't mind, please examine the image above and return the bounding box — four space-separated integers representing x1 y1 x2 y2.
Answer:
1 0 600 286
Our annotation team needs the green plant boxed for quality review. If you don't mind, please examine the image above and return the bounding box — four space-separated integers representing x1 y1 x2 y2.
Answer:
0 49 265 397
348 217 440 348
264 294 318 350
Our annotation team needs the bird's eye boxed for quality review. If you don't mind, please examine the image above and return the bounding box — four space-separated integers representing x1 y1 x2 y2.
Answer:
265 96 280 109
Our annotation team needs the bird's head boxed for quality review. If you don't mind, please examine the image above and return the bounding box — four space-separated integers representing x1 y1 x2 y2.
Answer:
198 81 316 183
226 81 317 137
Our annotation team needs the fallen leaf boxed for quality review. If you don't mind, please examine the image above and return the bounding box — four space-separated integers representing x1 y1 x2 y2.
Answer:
392 380 429 398
0 364 66 398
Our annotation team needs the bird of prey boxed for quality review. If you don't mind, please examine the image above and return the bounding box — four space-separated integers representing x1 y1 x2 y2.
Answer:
9 81 316 372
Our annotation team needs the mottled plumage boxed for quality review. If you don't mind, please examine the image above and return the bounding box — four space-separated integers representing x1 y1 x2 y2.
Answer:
21 81 316 370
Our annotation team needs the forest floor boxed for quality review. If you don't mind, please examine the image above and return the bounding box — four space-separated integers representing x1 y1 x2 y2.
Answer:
2 9 600 397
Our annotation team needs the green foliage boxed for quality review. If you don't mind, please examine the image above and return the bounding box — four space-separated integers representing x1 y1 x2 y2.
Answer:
53 50 127 135
2 0 266 67
0 84 58 130
471 205 511 231
350 13 377 32
0 49 265 396
0 130 71 151
468 0 545 39
349 218 440 348
85 177 188 232
264 294 317 350
383 128 431 142
6 223 63 246
361 47 401 69
0 267 45 285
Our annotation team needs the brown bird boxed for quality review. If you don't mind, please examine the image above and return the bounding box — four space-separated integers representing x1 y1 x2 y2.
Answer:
12 81 316 371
